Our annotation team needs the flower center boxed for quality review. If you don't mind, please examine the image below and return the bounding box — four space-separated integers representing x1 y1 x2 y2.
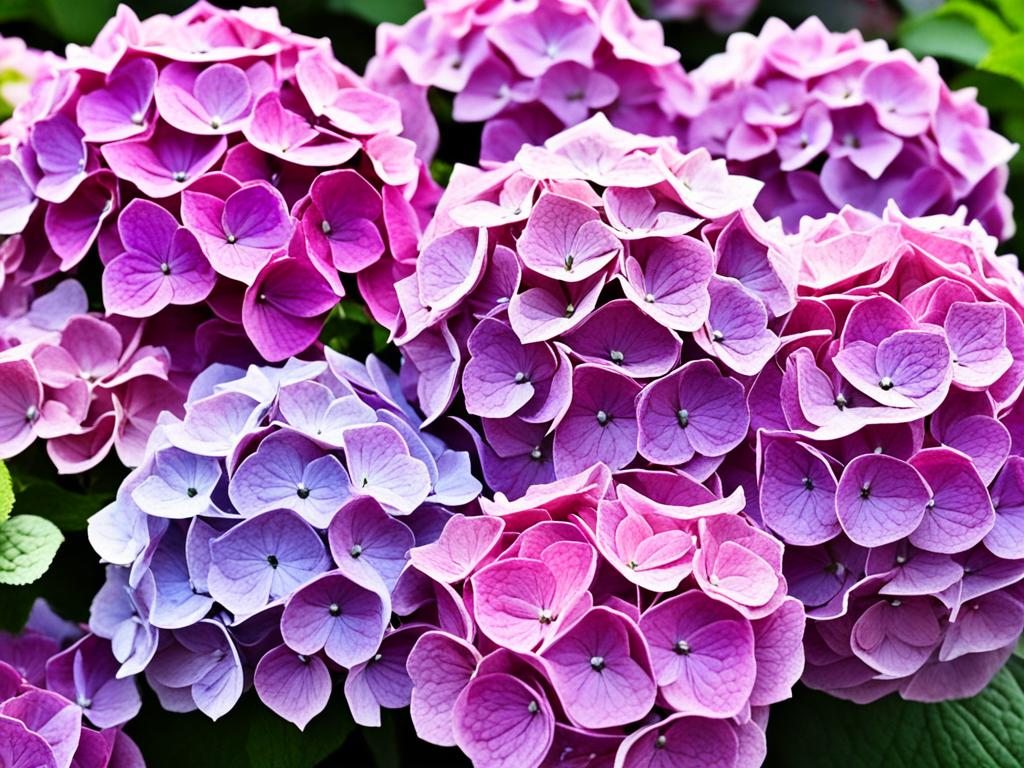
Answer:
878 376 894 391
350 544 363 558
186 487 198 498
596 410 611 427
676 409 689 428
160 262 171 275
609 350 624 365
296 484 310 499
267 554 279 568
173 170 187 183
674 640 691 655
329 603 341 616
711 329 725 342
802 476 814 491
589 656 605 671
321 220 332 235
530 447 543 461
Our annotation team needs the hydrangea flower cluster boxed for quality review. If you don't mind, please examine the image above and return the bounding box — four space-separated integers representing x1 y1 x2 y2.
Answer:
650 0 759 33
395 113 787 499
683 17 1017 238
87 353 482 728
0 279 187 472
404 464 805 767
0 602 143 768
748 204 1024 702
0 35 59 132
368 0 697 164
0 0 437 372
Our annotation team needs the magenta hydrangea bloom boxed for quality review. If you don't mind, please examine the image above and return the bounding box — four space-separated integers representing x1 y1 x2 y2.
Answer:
681 17 1017 239
367 0 699 163
0 601 143 768
404 466 804 767
0 2 441 471
87 352 481 728
397 114 786 498
752 204 1024 703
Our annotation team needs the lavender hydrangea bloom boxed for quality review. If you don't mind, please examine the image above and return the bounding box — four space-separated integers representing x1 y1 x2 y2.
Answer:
87 353 481 729
398 114 786 495
682 17 1017 239
752 205 1024 703
404 467 804 768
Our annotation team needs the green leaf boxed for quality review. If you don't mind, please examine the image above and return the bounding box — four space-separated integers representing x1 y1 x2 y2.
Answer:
936 0 1015 42
325 0 422 25
981 34 1024 88
13 481 112 532
129 689 355 768
0 462 13 527
900 15 992 66
769 657 1024 767
40 0 119 43
0 514 63 586
992 0 1024 28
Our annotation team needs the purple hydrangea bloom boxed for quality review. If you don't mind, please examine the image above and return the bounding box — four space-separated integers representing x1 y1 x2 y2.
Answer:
367 0 699 164
682 17 1017 238
88 353 481 729
0 1 443 471
398 114 783 494
753 205 1024 703
0 602 144 768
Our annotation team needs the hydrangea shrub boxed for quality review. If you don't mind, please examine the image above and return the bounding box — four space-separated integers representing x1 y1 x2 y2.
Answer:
87 353 481 728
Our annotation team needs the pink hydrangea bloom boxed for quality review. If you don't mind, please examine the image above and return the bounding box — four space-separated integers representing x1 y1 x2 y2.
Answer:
0 280 186 473
0 34 61 137
757 203 1024 703
0 1 441 467
0 601 143 768
366 0 700 164
406 466 805 767
681 16 1018 239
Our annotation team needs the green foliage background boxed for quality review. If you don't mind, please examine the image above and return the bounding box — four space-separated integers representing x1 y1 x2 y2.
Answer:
0 0 1022 765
